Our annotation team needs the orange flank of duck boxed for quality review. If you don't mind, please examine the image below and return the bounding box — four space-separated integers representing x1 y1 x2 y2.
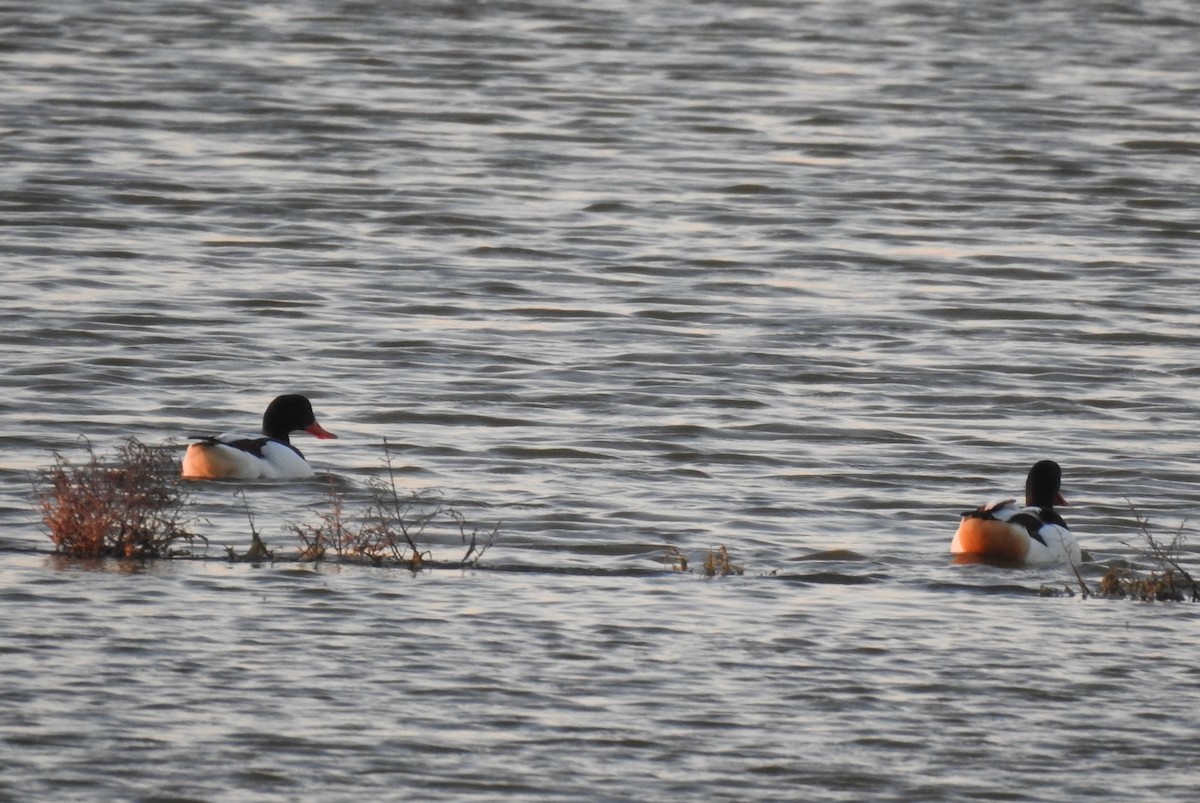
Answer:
951 517 1029 563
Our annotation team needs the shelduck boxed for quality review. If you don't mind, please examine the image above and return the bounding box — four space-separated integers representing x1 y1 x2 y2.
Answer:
181 394 336 480
951 460 1082 566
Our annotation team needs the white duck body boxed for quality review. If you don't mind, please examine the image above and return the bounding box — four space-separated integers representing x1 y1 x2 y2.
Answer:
182 433 315 480
951 498 1082 567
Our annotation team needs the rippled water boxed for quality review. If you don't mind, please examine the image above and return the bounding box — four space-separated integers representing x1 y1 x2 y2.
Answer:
3 1 1200 800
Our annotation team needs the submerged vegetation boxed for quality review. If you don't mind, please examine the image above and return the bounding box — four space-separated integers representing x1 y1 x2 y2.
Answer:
658 544 744 577
663 545 689 572
703 544 744 577
1088 507 1200 602
225 490 274 563
1040 505 1200 602
36 438 204 559
285 441 497 569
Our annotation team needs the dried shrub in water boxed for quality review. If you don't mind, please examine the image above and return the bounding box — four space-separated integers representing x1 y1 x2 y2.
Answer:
703 544 743 577
36 438 202 559
1096 565 1192 602
662 546 689 572
288 439 497 569
287 481 369 563
1088 505 1200 603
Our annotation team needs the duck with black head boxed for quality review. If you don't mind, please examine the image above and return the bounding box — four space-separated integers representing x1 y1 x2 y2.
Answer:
181 394 337 480
951 460 1082 566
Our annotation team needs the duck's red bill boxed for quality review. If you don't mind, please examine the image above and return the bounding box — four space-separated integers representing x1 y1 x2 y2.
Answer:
306 421 337 439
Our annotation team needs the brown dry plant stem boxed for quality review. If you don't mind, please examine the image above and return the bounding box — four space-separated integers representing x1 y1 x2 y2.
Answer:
226 490 274 562
703 544 743 577
287 439 497 569
1093 503 1200 602
36 438 202 559
662 546 689 572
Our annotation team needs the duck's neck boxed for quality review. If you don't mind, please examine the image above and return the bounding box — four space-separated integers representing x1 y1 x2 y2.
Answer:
263 427 292 445
1026 492 1056 510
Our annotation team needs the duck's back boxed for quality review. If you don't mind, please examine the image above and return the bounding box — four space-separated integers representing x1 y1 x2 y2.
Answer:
951 500 1030 562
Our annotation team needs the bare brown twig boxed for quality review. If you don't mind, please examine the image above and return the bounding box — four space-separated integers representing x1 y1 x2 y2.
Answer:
284 439 497 569
1091 502 1200 602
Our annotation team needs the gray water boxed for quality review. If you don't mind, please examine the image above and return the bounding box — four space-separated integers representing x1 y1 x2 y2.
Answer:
3 1 1200 800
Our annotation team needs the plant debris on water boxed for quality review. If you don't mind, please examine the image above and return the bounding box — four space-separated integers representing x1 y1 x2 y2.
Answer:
286 480 491 569
36 437 204 559
1036 504 1200 602
703 544 743 577
225 490 274 563
1088 506 1200 602
285 438 497 569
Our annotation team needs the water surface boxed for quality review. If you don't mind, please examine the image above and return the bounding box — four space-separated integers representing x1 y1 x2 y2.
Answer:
3 1 1200 800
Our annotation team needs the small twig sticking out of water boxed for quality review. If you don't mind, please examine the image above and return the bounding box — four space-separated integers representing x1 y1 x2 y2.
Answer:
228 489 273 563
381 436 419 554
1091 501 1200 602
289 477 346 561
450 507 497 567
703 545 743 578
1130 507 1199 601
1070 562 1092 600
